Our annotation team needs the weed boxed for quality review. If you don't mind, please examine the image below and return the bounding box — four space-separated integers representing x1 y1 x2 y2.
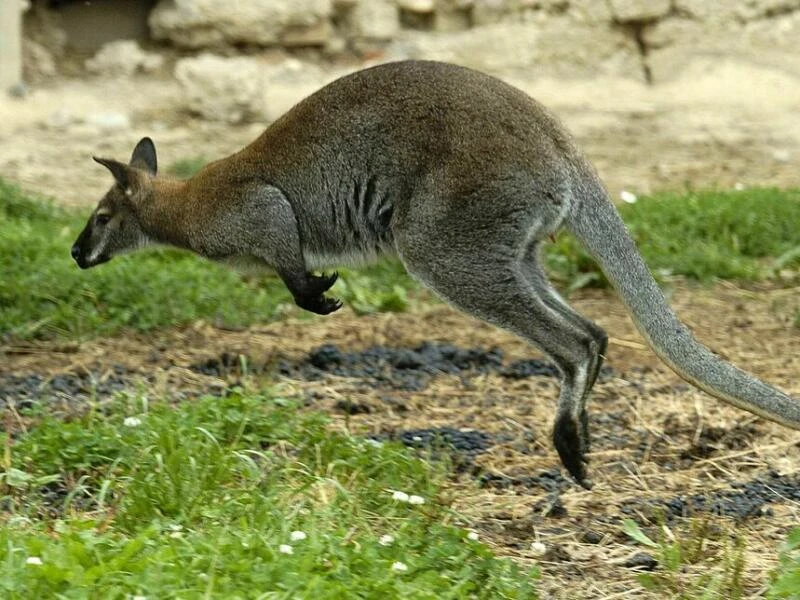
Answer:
623 518 746 599
768 528 800 599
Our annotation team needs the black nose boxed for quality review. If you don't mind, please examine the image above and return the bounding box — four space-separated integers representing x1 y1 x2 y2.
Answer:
71 245 80 261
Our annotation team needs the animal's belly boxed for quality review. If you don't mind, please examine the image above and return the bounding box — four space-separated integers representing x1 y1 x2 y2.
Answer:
302 245 395 270
221 255 277 276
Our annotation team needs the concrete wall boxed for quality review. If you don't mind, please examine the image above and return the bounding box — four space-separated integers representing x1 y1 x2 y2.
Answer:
0 0 23 91
19 0 800 85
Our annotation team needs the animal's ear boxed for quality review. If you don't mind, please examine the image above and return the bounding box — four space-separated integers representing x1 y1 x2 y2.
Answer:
93 156 132 189
129 137 157 175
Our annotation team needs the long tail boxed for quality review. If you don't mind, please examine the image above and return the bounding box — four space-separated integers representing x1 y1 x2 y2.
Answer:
565 188 800 429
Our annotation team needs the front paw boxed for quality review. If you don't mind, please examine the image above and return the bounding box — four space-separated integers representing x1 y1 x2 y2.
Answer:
295 294 343 315
305 271 339 297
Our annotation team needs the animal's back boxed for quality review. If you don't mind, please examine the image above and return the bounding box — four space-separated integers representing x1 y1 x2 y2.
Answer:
228 60 591 267
252 60 581 182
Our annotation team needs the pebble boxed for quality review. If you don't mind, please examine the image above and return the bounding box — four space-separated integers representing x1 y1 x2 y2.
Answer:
624 552 658 570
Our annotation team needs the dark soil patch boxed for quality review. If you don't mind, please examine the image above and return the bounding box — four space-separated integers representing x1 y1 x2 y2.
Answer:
622 471 800 521
384 426 494 455
374 426 498 480
0 364 226 410
0 368 132 409
188 343 587 391
190 342 613 391
280 342 506 390
479 468 573 493
370 427 577 494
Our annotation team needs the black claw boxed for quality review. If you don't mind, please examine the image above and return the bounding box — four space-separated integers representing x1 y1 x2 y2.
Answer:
295 294 343 315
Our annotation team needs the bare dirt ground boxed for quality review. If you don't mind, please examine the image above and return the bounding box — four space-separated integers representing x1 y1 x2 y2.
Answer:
2 62 800 597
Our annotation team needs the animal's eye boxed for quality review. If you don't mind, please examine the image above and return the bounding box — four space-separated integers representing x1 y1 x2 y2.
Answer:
96 214 112 226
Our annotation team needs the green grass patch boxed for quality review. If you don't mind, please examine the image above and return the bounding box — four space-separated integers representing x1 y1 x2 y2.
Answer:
770 528 800 598
546 188 800 287
0 391 538 598
2 179 798 341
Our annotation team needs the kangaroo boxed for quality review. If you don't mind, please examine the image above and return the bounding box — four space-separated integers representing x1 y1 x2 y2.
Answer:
71 60 800 487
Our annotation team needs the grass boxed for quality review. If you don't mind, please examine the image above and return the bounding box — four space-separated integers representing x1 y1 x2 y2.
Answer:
623 518 747 599
546 188 800 288
623 518 800 599
1 177 798 342
0 390 538 598
770 529 800 599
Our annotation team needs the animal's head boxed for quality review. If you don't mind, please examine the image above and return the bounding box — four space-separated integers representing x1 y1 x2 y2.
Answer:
71 137 158 269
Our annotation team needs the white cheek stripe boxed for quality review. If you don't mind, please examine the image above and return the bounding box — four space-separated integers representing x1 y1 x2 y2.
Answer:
87 245 103 264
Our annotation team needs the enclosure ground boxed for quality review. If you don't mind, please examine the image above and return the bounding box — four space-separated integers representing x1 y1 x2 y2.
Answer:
3 281 798 598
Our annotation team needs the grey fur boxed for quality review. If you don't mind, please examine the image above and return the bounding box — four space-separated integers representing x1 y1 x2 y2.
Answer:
72 60 800 487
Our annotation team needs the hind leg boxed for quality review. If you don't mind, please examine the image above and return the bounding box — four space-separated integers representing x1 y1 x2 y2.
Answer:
396 219 602 487
520 244 608 451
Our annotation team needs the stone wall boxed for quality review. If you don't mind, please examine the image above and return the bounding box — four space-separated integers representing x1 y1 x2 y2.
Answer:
24 0 800 85
146 0 800 82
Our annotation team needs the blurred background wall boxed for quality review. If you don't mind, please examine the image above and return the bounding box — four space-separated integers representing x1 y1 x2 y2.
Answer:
15 0 800 86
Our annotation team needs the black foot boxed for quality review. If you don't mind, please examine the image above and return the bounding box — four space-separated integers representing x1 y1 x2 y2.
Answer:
580 409 591 453
304 271 339 297
553 412 592 489
282 271 342 315
295 294 343 315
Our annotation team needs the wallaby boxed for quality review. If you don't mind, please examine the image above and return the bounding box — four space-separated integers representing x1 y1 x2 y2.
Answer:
72 60 800 487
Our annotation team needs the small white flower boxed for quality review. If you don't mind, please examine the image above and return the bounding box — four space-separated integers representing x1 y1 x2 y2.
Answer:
365 439 384 448
408 495 425 505
467 531 479 541
530 541 547 557
391 561 408 572
734 182 745 191
391 490 410 502
620 190 638 204
25 556 43 566
279 544 293 555
290 530 307 542
379 534 395 546
123 416 142 427
132 596 148 600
